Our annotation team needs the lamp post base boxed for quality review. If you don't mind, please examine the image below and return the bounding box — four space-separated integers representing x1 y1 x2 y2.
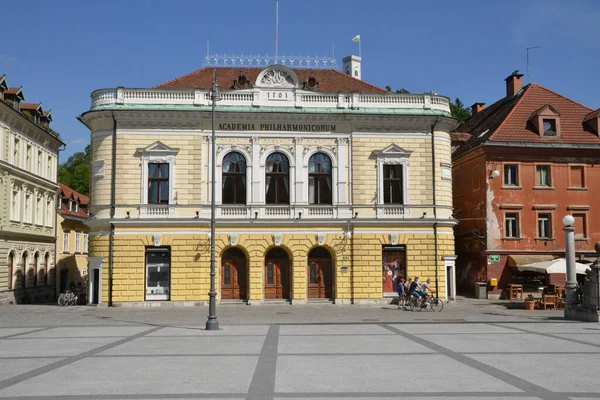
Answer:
205 318 219 330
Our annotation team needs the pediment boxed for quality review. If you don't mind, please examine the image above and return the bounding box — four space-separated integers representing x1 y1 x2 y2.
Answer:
137 141 180 156
255 65 299 88
374 143 412 158
527 104 560 121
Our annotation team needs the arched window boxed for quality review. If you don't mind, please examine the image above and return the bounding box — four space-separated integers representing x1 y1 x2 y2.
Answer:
34 252 39 287
222 152 247 204
265 152 289 204
44 252 50 286
308 153 332 205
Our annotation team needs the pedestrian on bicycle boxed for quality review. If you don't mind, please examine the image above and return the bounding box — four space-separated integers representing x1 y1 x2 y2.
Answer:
408 277 422 300
419 278 432 305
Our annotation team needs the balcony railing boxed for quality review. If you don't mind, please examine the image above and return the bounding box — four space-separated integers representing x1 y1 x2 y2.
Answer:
91 88 451 114
139 204 175 218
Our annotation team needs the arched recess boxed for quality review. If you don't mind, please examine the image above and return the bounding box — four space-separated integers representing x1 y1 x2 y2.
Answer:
307 247 334 299
7 251 16 290
220 247 248 300
33 251 40 287
21 251 29 289
303 148 338 205
264 247 291 300
44 252 51 286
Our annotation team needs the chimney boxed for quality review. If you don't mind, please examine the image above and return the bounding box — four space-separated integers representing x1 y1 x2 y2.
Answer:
471 102 485 115
505 71 524 97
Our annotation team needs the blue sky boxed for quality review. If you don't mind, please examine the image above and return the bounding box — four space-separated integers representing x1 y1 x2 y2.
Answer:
2 0 598 160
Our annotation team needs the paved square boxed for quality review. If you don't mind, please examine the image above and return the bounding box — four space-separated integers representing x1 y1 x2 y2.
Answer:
0 302 598 400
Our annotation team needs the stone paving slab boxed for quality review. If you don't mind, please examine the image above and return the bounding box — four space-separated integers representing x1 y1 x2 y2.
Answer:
0 356 258 397
98 335 265 356
0 358 62 381
278 333 434 354
275 354 522 393
17 326 151 338
467 354 600 393
390 322 518 334
0 328 43 337
413 332 600 354
0 337 124 357
552 333 600 346
145 325 270 336
279 324 393 335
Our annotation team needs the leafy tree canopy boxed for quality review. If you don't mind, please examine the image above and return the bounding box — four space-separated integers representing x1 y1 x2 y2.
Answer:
58 144 91 196
385 86 410 94
450 98 471 122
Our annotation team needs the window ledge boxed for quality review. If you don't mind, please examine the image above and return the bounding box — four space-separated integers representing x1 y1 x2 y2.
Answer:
567 187 588 191
575 237 590 241
502 237 522 241
501 185 522 190
533 186 555 190
534 237 556 241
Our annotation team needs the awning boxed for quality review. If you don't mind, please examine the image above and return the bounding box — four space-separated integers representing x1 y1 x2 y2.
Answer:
507 254 555 267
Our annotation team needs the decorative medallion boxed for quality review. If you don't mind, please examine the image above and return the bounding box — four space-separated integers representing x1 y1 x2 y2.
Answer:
391 233 399 246
260 70 295 87
274 234 282 246
229 234 238 246
153 234 161 247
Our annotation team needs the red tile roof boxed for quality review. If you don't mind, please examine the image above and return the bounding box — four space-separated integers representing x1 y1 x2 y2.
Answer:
155 67 386 93
583 108 600 123
58 183 89 220
5 87 22 95
20 102 42 111
453 84 600 156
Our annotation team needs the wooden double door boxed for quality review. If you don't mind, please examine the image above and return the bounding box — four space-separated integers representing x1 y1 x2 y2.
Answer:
221 248 247 300
264 248 290 299
307 247 333 299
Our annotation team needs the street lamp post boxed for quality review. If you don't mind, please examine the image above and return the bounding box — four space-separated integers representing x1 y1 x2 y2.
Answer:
563 214 577 309
206 70 219 331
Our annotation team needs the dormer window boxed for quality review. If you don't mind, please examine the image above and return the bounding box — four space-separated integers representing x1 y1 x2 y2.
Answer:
543 119 557 136
528 104 561 137
74 203 79 213
68 199 73 212
58 197 62 209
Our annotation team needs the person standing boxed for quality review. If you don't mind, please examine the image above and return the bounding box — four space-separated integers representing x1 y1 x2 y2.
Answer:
397 277 406 309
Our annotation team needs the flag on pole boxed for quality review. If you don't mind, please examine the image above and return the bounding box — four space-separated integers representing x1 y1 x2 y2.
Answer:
352 35 360 43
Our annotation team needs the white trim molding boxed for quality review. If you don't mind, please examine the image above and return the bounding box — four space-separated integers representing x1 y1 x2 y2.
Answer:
137 141 179 206
374 144 411 217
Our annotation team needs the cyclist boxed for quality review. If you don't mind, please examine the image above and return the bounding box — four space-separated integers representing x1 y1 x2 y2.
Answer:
408 276 422 303
419 278 432 305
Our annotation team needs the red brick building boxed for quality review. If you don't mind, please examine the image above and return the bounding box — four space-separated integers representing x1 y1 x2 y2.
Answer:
452 72 600 299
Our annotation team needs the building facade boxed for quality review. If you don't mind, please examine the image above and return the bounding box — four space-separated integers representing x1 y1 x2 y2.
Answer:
453 72 600 299
79 61 459 306
56 183 90 297
0 75 63 304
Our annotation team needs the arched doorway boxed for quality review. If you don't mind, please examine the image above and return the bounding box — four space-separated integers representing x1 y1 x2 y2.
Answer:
7 252 15 290
264 248 290 299
21 252 28 289
221 248 247 300
34 252 40 287
307 247 333 299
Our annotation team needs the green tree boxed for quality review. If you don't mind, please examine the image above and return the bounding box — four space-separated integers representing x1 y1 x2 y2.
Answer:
58 144 91 196
450 98 471 122
385 86 410 94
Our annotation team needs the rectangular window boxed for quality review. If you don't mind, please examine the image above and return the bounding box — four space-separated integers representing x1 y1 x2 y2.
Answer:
75 232 81 253
47 156 52 178
68 200 73 212
505 213 519 238
46 200 52 227
537 213 552 239
145 248 170 300
503 164 519 186
24 193 31 223
11 190 19 221
573 214 587 239
148 163 169 204
26 145 32 171
36 197 42 225
535 165 551 187
13 138 19 166
74 203 79 213
83 234 89 253
63 232 70 253
37 151 42 175
543 119 557 136
383 165 404 204
569 166 584 188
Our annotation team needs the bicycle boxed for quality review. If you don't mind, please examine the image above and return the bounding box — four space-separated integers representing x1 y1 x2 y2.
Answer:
406 293 444 312
57 289 79 306
428 293 444 312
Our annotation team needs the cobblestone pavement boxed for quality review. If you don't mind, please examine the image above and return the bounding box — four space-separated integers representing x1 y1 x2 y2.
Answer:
0 299 599 400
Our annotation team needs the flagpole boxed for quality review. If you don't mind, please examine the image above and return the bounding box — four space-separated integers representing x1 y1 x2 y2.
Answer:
275 0 279 64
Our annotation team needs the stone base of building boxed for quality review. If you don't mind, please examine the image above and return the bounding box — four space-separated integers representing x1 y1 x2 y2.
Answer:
0 287 55 305
565 305 600 322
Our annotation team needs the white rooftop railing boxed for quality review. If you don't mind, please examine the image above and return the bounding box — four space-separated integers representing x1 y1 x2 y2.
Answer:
91 88 451 113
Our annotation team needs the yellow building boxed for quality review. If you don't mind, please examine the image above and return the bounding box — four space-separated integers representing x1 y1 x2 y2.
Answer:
55 183 90 297
78 58 459 306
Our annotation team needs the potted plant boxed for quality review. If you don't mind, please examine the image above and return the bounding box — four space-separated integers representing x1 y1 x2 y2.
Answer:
524 294 536 310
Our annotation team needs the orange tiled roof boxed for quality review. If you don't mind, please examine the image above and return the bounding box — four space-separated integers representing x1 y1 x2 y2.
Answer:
155 67 386 93
453 84 600 156
58 183 89 219
583 108 600 123
20 102 42 111
5 87 22 95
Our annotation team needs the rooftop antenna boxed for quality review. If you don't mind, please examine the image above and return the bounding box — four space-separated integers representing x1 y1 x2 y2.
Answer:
526 46 541 83
275 0 279 64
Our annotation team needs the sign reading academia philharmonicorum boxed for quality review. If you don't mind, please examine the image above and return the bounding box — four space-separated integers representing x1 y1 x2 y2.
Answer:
218 123 337 132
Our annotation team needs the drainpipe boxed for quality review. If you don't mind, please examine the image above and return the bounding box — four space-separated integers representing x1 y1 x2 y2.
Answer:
108 113 117 307
54 144 66 298
430 117 440 296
